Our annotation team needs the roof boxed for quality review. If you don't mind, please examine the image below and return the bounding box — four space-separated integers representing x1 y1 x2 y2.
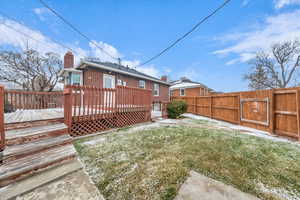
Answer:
170 82 205 90
58 67 82 78
170 78 214 91
76 59 171 85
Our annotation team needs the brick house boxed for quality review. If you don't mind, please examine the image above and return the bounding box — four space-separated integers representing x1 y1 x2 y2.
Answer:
170 77 214 97
60 52 171 103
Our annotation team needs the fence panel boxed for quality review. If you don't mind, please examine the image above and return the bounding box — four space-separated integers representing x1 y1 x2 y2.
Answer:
65 85 152 136
212 95 239 124
195 96 211 117
172 87 300 140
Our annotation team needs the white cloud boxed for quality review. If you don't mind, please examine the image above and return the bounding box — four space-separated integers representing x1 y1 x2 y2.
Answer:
242 0 250 7
89 40 122 63
121 60 161 78
214 10 300 64
33 7 50 21
0 17 66 55
136 65 160 77
274 0 300 9
0 17 161 78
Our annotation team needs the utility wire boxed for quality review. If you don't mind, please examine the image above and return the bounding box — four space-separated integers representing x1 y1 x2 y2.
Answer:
139 0 231 66
0 11 75 52
39 0 119 61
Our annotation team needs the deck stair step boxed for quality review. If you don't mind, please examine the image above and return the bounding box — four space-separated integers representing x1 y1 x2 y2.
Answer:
6 123 67 146
3 135 72 162
0 144 77 187
0 159 82 200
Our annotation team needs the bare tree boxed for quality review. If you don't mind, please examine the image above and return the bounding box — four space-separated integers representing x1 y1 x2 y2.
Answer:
244 40 300 89
0 48 62 91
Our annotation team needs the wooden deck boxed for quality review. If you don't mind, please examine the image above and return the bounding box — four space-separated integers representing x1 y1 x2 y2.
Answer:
5 108 64 124
4 108 161 124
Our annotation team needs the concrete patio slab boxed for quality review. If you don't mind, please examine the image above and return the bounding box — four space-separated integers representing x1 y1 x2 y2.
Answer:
14 162 104 200
175 171 260 200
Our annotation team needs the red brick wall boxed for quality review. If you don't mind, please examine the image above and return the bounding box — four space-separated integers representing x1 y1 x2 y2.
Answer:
83 69 103 87
82 67 169 101
171 87 210 97
153 84 169 102
64 52 74 68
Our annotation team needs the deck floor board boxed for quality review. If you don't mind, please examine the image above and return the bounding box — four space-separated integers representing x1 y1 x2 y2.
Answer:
5 108 161 124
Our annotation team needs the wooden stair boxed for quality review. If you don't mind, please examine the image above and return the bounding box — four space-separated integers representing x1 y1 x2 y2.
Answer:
0 123 78 189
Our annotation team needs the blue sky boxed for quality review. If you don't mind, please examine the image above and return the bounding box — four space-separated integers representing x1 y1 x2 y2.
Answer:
1 0 300 92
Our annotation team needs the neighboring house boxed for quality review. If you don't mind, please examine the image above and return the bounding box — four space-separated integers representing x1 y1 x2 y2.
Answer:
60 52 171 102
170 77 214 97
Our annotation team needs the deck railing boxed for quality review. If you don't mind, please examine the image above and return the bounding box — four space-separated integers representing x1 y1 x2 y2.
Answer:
4 90 63 112
64 85 153 136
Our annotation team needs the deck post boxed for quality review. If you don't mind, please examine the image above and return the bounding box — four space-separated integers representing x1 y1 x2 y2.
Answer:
64 86 73 134
0 85 5 164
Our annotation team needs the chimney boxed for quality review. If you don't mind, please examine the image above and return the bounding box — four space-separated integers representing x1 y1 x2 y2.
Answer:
160 75 168 82
64 51 74 68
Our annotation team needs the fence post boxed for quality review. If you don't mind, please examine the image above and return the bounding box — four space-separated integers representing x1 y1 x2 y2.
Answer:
237 94 241 125
194 97 196 114
269 89 275 135
0 85 5 164
210 96 213 119
296 89 300 141
64 86 73 134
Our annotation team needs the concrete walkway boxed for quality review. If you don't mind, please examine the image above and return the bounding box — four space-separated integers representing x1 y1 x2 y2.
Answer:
15 169 104 200
175 171 260 200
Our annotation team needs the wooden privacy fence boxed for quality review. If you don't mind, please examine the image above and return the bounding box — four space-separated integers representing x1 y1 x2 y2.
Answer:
64 85 153 136
4 90 63 111
172 87 300 140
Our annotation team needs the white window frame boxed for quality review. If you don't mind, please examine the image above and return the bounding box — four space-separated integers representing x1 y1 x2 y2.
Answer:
69 72 81 86
153 83 159 96
180 88 185 96
103 74 115 89
117 79 123 86
139 80 146 89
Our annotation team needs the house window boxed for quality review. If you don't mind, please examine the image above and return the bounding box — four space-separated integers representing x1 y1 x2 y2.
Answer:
180 88 185 96
153 83 159 96
139 80 145 89
123 81 127 86
69 72 81 85
103 74 115 89
117 79 123 86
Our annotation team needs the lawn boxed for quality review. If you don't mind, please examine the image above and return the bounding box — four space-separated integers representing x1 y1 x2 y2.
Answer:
74 119 300 200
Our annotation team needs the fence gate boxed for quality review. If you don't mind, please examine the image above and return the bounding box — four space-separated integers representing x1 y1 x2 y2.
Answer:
273 90 300 138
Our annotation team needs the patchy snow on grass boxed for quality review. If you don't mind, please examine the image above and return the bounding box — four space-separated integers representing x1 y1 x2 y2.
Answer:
82 137 107 146
258 183 300 200
182 113 299 146
158 119 179 124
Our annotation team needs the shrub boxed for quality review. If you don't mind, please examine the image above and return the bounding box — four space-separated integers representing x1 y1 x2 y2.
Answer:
167 100 187 119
